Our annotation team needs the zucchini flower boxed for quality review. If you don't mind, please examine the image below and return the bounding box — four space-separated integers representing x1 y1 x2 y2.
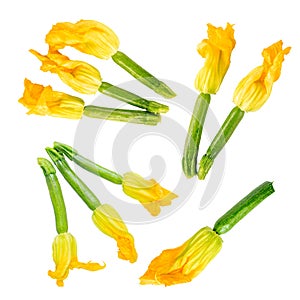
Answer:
45 147 138 263
140 227 222 285
19 79 84 119
30 49 169 114
46 19 119 60
233 40 291 112
30 49 102 94
53 142 177 217
122 172 178 216
140 181 275 286
49 232 105 287
45 19 176 98
198 41 291 180
19 79 161 125
182 23 235 178
195 23 236 94
92 204 137 263
38 158 104 287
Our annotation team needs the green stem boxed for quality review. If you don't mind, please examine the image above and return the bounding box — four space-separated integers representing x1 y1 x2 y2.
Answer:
37 158 68 234
99 82 169 114
182 93 211 178
198 106 245 180
83 105 161 126
213 181 275 235
112 51 176 99
45 147 101 211
54 142 123 185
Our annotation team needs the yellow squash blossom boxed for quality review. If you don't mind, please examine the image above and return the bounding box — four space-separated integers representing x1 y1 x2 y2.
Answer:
48 232 105 287
140 227 222 286
122 172 178 216
19 79 84 119
30 49 102 94
233 40 291 112
92 204 137 263
195 23 236 94
46 20 120 59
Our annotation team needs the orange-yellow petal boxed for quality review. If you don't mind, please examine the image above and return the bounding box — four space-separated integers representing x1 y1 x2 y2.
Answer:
92 204 137 263
140 227 222 286
195 23 235 94
122 172 178 216
19 79 84 119
30 49 102 94
233 40 291 112
48 233 105 287
45 20 120 59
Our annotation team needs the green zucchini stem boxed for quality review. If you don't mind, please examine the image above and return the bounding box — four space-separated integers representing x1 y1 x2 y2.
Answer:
99 82 169 114
37 157 68 234
198 106 245 180
45 147 101 211
54 142 123 185
182 93 211 178
111 51 176 99
83 105 161 126
213 181 275 235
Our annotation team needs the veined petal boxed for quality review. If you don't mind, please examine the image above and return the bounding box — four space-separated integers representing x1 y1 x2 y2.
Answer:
19 79 84 119
30 49 102 94
92 204 137 263
46 20 120 59
140 227 222 286
48 233 105 287
122 172 178 216
195 23 235 94
233 41 291 112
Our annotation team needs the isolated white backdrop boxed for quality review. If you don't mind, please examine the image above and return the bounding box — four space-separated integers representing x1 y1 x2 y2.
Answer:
1 0 299 299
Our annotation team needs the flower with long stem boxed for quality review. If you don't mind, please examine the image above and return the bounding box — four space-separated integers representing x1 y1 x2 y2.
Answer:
182 23 236 178
198 40 291 180
30 49 169 114
19 79 161 125
45 147 137 263
54 142 178 216
37 157 104 287
45 19 176 98
140 181 275 286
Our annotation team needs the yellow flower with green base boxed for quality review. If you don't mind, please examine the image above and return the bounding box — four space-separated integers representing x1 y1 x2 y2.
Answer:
182 23 236 178
53 142 178 217
45 19 176 99
30 49 169 114
140 181 275 286
38 158 104 287
198 41 291 180
45 148 138 263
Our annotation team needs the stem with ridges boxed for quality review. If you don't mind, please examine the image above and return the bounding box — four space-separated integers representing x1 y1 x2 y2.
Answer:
37 158 68 234
213 181 275 235
54 142 123 185
99 82 169 114
182 93 211 178
83 105 161 126
45 147 101 211
112 51 176 99
198 106 245 180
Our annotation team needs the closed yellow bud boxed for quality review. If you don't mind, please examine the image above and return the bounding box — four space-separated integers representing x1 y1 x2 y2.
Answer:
195 23 236 94
140 227 222 286
30 49 102 94
46 20 120 59
19 79 84 119
233 41 291 112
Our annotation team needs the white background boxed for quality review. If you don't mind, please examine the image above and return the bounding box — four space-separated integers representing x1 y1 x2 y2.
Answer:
1 0 299 298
